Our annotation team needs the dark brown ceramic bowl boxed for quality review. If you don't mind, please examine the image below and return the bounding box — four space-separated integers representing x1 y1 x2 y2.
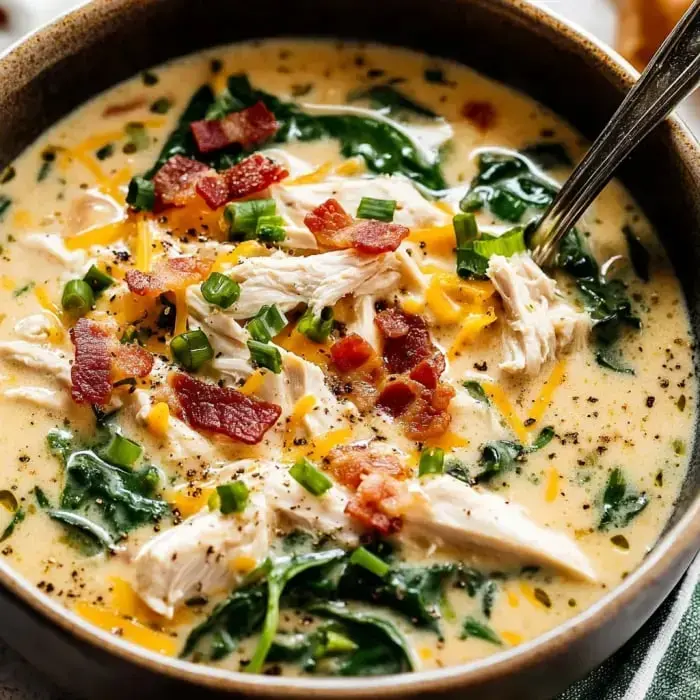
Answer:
0 0 698 698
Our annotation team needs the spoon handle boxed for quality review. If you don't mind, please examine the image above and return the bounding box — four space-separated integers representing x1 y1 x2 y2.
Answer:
530 0 700 266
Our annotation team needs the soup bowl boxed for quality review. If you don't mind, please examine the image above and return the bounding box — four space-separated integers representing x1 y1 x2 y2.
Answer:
0 0 698 698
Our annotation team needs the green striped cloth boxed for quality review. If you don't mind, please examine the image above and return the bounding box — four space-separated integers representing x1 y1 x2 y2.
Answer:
560 555 700 699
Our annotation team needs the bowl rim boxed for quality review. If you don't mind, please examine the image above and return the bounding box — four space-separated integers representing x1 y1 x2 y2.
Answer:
1 0 699 695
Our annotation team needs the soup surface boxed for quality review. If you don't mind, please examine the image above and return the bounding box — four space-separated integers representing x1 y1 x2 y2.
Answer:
0 40 694 676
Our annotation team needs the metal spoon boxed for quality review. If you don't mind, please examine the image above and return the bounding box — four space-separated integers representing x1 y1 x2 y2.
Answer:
529 0 700 267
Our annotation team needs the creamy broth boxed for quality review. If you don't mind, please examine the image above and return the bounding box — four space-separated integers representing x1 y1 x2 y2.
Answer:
0 40 693 674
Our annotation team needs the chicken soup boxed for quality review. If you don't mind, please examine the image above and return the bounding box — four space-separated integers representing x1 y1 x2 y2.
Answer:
0 40 693 675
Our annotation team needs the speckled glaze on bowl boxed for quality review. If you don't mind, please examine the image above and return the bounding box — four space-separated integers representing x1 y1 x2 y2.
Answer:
0 1 698 698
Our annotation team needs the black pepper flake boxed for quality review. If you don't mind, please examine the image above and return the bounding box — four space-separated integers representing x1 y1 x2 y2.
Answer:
646 396 656 408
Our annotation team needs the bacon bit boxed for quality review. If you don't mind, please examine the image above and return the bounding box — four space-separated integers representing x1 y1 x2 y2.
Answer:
330 334 375 373
304 199 355 249
377 309 432 374
304 199 408 253
325 445 410 490
346 472 405 536
349 220 409 254
403 384 456 440
375 308 410 339
70 319 112 405
125 257 211 297
102 97 147 117
195 175 230 209
171 372 281 444
224 153 288 201
113 343 154 380
190 101 278 154
461 101 497 131
409 351 446 390
376 378 421 417
153 155 212 207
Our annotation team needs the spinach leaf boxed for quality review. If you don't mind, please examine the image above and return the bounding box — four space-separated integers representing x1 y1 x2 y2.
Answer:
595 346 635 375
599 467 649 530
181 583 267 661
520 142 572 170
463 380 490 405
456 566 501 618
58 449 168 543
0 507 24 542
309 602 416 675
475 440 524 482
246 549 346 673
224 74 447 190
47 509 115 553
348 84 437 119
460 151 557 223
623 225 650 282
529 426 555 451
445 457 472 485
47 428 74 465
460 616 502 645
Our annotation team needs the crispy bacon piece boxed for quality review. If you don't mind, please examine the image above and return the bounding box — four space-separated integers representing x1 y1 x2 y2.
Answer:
304 198 408 253
346 472 406 536
153 155 212 207
304 199 355 249
70 319 112 405
195 174 230 209
102 97 146 117
376 378 421 417
170 372 281 444
403 384 455 440
409 351 446 390
349 220 409 254
376 309 432 374
325 445 410 490
125 257 211 297
225 153 288 201
190 102 278 154
461 101 497 131
330 334 375 373
70 319 154 406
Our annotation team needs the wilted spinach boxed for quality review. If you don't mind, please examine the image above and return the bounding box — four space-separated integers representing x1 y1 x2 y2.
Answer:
475 427 553 482
460 616 502 645
348 84 437 119
623 225 651 282
599 468 649 530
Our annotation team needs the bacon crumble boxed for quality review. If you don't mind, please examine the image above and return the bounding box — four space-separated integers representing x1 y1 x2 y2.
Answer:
330 334 375 373
153 155 212 207
461 100 497 131
125 257 211 297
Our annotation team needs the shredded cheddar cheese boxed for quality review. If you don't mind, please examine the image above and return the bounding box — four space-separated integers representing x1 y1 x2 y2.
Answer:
482 381 529 444
501 631 524 646
239 370 266 396
64 219 130 250
212 240 269 272
135 217 153 272
168 488 213 518
230 555 258 574
528 360 567 428
408 225 456 257
448 309 497 359
506 590 520 608
145 402 170 438
545 467 560 503
173 288 188 336
297 427 353 462
275 328 330 367
285 394 317 448
519 582 550 610
286 161 333 185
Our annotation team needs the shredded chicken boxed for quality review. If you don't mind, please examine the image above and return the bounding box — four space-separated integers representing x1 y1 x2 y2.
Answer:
399 475 596 582
225 249 401 318
488 253 590 376
22 233 87 271
3 386 68 411
14 313 59 343
0 341 71 385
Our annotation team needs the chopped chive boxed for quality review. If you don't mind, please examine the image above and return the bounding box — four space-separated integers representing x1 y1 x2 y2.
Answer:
126 176 155 211
200 272 240 309
453 212 479 247
125 122 149 152
255 215 286 243
247 339 282 374
350 546 390 578
246 305 287 343
0 165 15 184
150 97 172 115
83 265 114 293
95 143 114 161
101 433 143 469
297 306 334 343
0 194 10 220
322 630 358 654
357 196 396 222
224 198 276 239
215 481 249 514
472 227 526 258
419 446 445 476
61 279 94 316
289 457 333 496
170 329 214 371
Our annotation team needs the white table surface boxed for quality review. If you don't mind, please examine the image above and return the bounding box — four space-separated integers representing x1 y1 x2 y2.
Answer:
0 1 694 698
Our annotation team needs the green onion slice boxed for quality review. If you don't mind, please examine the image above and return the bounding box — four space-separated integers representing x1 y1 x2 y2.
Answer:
357 197 396 222
472 227 526 258
61 279 95 316
289 457 333 496
83 265 114 293
215 481 249 514
453 212 479 247
170 329 214 371
255 215 286 243
350 546 390 578
297 306 334 343
419 446 445 477
246 305 288 343
126 176 155 212
225 198 276 239
200 272 240 309
101 433 143 469
247 339 282 374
